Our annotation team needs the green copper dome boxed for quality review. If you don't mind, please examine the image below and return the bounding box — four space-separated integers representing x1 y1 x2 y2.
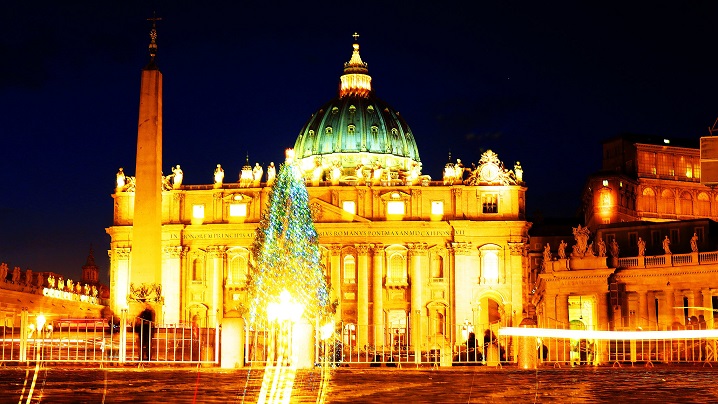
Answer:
293 35 421 182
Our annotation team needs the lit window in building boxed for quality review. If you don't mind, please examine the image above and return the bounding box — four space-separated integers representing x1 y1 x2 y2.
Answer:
229 203 247 217
482 251 499 282
388 254 406 282
343 255 356 284
642 188 657 213
192 204 205 219
602 179 608 187
698 193 710 216
431 201 444 215
229 255 247 284
659 189 675 214
482 194 498 214
600 189 612 207
680 192 693 216
342 201 356 214
387 201 405 215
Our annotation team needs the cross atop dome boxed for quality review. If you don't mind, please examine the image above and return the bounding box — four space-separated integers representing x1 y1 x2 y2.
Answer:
340 32 372 98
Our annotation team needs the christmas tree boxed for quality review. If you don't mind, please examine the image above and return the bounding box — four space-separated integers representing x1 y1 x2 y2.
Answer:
247 149 330 323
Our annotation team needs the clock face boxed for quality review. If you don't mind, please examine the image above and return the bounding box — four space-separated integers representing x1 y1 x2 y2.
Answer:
480 163 500 182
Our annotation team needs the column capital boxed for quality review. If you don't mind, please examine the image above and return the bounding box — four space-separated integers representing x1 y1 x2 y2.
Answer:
355 243 371 255
162 245 186 258
114 247 131 260
408 242 428 256
206 245 227 258
370 243 384 255
507 242 527 256
451 242 473 255
329 244 343 256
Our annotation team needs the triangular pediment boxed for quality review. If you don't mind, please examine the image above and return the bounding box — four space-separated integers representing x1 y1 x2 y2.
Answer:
309 198 371 223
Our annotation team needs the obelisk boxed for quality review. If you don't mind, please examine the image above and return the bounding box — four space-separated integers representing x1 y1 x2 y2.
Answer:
131 17 163 303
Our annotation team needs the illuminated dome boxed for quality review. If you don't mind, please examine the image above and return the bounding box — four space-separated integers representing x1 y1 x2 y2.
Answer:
293 34 421 182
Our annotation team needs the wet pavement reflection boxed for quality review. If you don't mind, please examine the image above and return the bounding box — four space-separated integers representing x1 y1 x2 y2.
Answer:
1 365 718 403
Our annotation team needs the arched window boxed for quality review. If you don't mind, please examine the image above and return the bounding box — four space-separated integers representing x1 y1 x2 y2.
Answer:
680 192 693 216
659 189 675 214
388 253 405 282
642 188 656 213
698 192 710 217
228 255 247 285
343 255 356 284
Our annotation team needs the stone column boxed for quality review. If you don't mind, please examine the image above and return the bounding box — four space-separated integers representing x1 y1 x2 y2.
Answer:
702 289 714 329
687 290 696 319
110 247 131 313
371 244 385 348
447 244 457 345
356 244 370 349
647 291 657 328
206 246 227 328
555 293 570 363
637 289 648 329
161 246 184 325
409 243 428 350
329 245 342 324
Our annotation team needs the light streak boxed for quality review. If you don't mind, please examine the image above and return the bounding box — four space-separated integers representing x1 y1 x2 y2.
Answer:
499 327 718 340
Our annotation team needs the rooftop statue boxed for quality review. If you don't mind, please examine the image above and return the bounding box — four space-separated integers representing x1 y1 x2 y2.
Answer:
267 162 277 185
172 165 183 189
214 164 224 186
571 224 592 258
116 167 126 191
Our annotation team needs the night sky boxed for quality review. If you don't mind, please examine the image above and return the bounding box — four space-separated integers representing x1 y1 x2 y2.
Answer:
2 2 718 282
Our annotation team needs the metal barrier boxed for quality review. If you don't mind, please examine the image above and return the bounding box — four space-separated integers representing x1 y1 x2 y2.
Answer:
0 309 218 366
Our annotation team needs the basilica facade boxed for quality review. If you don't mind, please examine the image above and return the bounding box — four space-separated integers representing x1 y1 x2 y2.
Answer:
106 34 531 350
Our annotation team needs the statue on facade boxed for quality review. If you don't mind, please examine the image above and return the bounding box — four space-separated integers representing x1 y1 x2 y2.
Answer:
25 269 32 285
75 282 82 294
84 283 90 295
571 225 591 258
91 285 98 297
690 233 699 253
558 240 567 259
610 239 620 258
596 238 607 257
214 164 224 186
36 273 44 288
514 161 523 182
663 236 672 255
543 243 552 265
637 237 646 256
58 277 64 291
253 163 264 185
172 165 183 188
0 263 7 282
443 162 456 185
11 267 20 283
48 275 55 288
267 162 277 184
116 167 126 191
67 279 74 292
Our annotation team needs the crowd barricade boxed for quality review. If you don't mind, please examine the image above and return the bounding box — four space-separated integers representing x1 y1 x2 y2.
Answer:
0 309 218 365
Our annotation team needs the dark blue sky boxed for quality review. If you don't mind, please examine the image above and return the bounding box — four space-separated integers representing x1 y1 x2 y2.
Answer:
2 2 718 281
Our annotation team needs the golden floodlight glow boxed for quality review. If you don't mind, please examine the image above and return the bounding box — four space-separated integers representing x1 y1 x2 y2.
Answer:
499 327 718 340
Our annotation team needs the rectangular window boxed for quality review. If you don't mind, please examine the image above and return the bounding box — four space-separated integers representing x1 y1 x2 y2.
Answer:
192 204 205 219
387 201 405 215
342 201 356 214
651 231 660 247
628 232 637 248
670 229 679 244
431 201 444 215
229 203 247 217
482 194 498 214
